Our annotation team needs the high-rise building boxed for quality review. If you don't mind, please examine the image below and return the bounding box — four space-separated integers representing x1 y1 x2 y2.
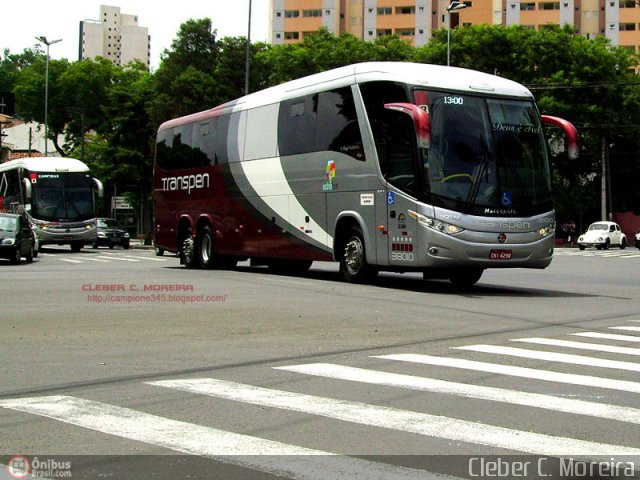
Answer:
79 5 151 69
269 0 640 53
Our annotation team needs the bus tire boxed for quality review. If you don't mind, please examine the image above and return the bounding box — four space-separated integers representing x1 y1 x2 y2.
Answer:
448 268 483 288
10 248 21 264
339 226 376 284
182 236 198 269
197 226 215 269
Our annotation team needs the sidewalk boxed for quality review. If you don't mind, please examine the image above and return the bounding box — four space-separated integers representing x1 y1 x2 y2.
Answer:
130 239 155 250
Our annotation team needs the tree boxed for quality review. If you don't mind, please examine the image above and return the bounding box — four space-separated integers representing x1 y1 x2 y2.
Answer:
14 57 70 155
0 47 44 94
75 63 156 231
148 18 220 126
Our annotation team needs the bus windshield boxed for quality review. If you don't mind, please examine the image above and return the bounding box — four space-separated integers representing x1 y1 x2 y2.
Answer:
420 91 552 215
31 172 96 222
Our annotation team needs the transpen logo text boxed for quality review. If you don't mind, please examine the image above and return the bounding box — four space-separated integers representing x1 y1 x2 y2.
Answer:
161 173 210 194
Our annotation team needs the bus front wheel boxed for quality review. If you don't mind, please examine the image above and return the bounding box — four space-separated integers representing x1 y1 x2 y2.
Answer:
448 268 483 288
340 226 376 284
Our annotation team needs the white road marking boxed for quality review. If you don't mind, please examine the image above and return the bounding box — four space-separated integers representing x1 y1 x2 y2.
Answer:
0 395 443 480
96 256 138 262
455 344 640 372
571 332 640 343
376 354 640 393
611 326 640 333
81 257 111 263
59 259 83 264
512 337 640 356
274 363 640 425
149 377 640 456
123 255 167 262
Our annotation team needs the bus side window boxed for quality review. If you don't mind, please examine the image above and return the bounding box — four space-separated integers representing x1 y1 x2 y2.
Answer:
315 88 364 161
3 170 21 212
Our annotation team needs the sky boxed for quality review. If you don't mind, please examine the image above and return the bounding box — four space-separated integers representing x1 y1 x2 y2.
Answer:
2 0 270 70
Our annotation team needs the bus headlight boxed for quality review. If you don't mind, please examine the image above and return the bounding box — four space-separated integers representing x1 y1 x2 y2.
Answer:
538 226 553 237
408 210 464 236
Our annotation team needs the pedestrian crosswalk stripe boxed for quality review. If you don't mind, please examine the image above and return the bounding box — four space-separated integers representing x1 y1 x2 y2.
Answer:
95 256 138 262
274 363 640 426
59 259 83 264
0 395 443 480
123 255 167 262
512 337 640 356
611 326 640 333
455 344 640 372
571 332 640 343
149 377 640 456
376 354 640 393
82 257 111 263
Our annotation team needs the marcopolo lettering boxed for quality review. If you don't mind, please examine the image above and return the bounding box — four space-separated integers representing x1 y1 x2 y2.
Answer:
161 173 210 194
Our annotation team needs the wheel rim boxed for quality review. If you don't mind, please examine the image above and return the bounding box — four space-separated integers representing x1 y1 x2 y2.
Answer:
183 237 195 263
200 233 212 264
344 236 364 274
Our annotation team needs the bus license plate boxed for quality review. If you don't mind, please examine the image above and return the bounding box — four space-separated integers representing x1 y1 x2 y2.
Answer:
490 249 512 260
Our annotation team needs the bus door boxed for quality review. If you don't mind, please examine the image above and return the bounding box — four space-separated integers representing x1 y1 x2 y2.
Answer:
380 109 421 268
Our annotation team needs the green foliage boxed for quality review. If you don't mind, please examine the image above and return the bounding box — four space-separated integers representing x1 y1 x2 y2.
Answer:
7 21 640 225
0 47 44 93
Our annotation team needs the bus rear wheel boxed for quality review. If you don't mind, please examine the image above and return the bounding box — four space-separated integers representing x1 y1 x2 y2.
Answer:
181 236 198 269
197 226 215 269
197 225 237 270
339 226 376 284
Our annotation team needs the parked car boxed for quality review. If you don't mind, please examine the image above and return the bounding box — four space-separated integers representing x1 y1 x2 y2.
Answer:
0 213 36 263
635 231 640 250
577 221 627 250
94 218 130 249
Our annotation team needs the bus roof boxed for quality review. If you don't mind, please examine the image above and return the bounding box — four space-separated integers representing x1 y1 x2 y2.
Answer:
159 62 534 132
0 157 90 173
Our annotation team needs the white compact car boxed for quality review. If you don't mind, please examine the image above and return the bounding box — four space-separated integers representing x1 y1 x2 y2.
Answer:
577 221 627 250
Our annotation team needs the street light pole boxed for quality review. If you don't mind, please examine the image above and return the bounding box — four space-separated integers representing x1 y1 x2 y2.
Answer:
244 0 252 96
446 1 467 67
35 36 62 157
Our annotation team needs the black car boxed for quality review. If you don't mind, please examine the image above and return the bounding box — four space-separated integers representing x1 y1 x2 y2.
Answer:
94 218 131 249
0 213 36 264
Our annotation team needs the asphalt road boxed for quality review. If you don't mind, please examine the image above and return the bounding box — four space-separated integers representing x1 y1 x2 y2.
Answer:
1 245 640 479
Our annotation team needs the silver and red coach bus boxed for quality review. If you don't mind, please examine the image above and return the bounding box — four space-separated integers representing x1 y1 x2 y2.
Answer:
153 62 578 286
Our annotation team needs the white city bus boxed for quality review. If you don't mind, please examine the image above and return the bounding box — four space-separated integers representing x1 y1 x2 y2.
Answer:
153 62 578 286
0 157 104 251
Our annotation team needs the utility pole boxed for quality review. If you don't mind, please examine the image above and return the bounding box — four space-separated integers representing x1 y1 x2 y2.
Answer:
35 36 62 157
600 136 608 220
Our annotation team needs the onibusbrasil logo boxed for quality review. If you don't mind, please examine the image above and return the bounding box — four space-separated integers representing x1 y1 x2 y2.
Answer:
6 456 30 479
6 456 72 478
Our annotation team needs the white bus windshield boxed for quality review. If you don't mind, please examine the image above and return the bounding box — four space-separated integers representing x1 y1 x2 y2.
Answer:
423 91 552 215
31 172 96 222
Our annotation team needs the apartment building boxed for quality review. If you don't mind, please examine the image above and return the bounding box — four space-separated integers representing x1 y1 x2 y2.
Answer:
269 0 640 52
79 5 151 68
